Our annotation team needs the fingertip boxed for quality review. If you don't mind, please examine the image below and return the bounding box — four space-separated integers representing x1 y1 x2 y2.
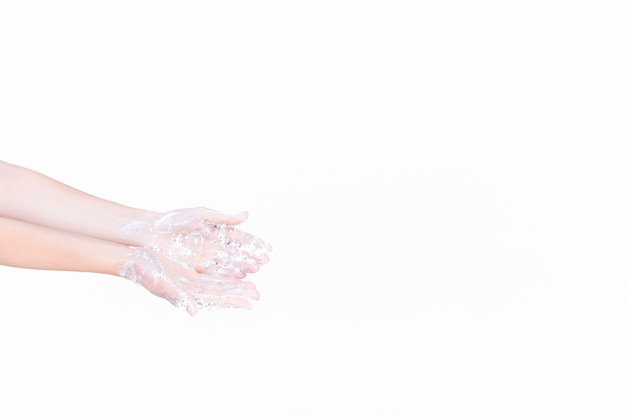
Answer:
221 211 247 226
186 302 198 316
237 211 249 224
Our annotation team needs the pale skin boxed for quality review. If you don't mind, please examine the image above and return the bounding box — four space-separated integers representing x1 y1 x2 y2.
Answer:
0 160 271 315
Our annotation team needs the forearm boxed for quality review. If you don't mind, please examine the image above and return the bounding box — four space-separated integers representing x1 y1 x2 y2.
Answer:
0 216 131 275
0 160 158 246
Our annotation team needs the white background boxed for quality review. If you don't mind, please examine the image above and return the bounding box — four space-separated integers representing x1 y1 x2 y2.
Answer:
1 1 625 416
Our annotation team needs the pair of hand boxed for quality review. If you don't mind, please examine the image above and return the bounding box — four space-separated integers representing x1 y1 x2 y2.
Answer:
119 208 272 315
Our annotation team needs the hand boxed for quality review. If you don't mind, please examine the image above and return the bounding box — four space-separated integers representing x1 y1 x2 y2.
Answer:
118 247 260 315
147 208 272 278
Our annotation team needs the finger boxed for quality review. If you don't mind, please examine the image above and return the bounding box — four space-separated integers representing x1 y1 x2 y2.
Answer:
193 277 259 299
219 266 247 279
198 263 244 278
155 208 248 234
167 290 195 312
199 208 248 226
228 258 260 274
186 302 198 316
194 296 253 310
253 238 273 252
196 265 247 278
226 230 272 255
242 248 270 264
228 229 256 245
259 253 270 265
214 264 245 279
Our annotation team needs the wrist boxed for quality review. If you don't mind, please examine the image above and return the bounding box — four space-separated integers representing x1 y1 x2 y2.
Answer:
118 210 161 247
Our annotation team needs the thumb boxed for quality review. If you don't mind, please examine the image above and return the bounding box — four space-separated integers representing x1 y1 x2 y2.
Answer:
199 208 248 226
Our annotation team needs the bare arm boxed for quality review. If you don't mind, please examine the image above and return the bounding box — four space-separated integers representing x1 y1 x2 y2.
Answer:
0 215 127 274
0 160 159 246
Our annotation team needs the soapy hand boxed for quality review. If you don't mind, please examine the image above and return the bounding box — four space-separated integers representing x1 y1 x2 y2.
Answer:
146 208 272 278
118 247 260 315
124 207 272 279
